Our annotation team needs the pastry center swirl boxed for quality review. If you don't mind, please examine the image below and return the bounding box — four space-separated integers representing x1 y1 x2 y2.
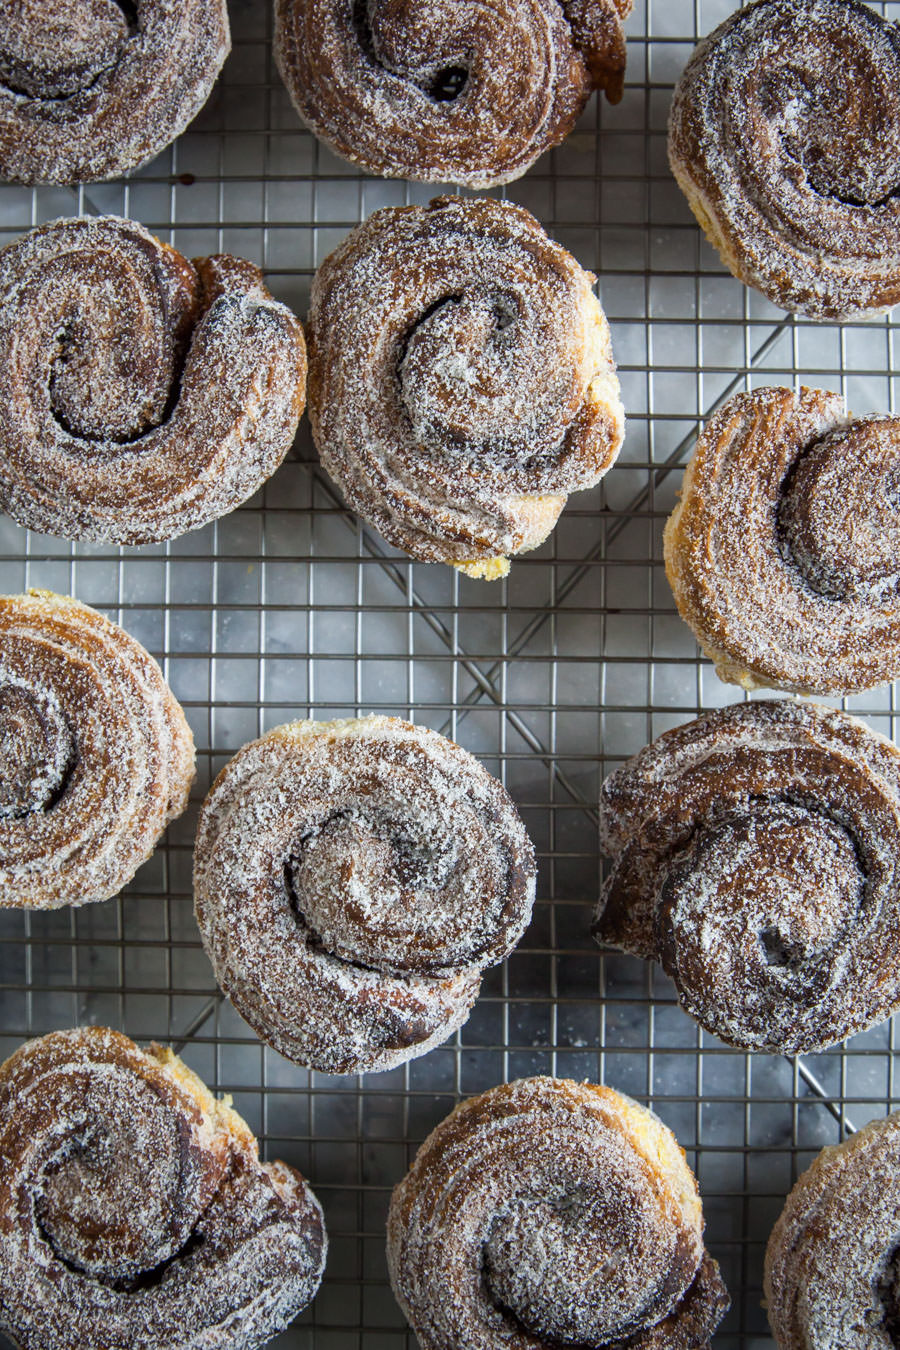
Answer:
356 0 471 104
35 1100 197 1284
659 803 865 1022
44 249 190 445
287 805 465 974
761 20 900 210
0 678 74 818
0 0 133 102
398 284 579 467
482 1186 675 1346
778 421 900 603
732 5 900 218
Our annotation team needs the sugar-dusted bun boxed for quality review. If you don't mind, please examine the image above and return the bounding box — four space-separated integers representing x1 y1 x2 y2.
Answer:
669 0 900 321
0 0 230 184
0 216 306 545
0 589 194 910
0 1026 327 1350
307 196 624 579
275 0 632 188
664 385 900 695
765 1110 900 1348
193 716 537 1074
387 1076 729 1349
595 698 900 1055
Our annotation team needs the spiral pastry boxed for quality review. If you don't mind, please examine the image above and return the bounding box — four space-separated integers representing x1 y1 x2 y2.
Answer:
0 1026 327 1350
0 0 229 185
669 0 900 321
0 589 194 911
594 698 900 1056
0 215 306 545
307 196 624 579
664 385 900 695
765 1110 900 1349
193 716 537 1075
387 1076 729 1350
275 0 632 188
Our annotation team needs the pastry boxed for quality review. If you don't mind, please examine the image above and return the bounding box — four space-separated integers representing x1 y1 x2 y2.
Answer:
275 0 633 188
386 1075 730 1349
193 716 537 1075
765 1110 900 1348
594 698 900 1056
0 589 194 911
0 1026 326 1350
307 195 624 578
0 215 306 545
0 0 230 184
664 385 900 695
668 0 900 321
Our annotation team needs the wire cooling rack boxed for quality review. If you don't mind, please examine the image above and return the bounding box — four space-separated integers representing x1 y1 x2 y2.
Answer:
2 0 900 1345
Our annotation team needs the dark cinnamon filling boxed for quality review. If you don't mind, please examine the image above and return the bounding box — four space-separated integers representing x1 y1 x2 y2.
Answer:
759 926 807 972
0 680 74 818
428 66 468 102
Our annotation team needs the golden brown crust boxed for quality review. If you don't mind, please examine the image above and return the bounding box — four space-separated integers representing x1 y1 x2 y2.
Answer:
193 716 537 1075
594 698 900 1055
664 385 900 695
386 1076 729 1349
307 196 624 575
0 0 230 185
0 589 194 911
668 0 900 321
0 215 306 545
275 0 632 188
765 1111 900 1349
0 1027 327 1350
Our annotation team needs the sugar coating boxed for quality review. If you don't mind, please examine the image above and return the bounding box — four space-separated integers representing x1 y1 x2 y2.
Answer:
669 0 900 321
386 1076 729 1349
0 589 195 910
275 0 632 188
0 216 306 545
193 716 537 1075
0 215 306 544
664 385 900 695
307 196 625 574
595 698 900 1055
0 0 230 184
765 1109 900 1348
0 1026 327 1350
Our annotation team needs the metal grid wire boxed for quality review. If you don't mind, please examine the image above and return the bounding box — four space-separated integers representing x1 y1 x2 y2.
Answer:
1 0 899 1344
